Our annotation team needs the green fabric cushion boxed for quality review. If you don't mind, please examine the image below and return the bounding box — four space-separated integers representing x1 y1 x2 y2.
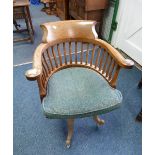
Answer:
42 67 122 119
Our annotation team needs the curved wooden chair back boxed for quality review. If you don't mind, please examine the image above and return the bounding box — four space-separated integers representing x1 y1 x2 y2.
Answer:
40 20 98 43
25 20 134 100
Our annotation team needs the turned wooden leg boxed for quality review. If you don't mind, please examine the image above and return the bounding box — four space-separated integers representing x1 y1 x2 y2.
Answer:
93 115 105 126
26 6 34 35
66 119 74 148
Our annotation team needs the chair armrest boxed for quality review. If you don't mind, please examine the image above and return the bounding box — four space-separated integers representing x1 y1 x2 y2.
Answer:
96 39 134 69
25 43 47 80
25 68 41 81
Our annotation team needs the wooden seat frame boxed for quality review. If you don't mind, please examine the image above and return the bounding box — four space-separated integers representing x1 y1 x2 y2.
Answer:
25 20 134 148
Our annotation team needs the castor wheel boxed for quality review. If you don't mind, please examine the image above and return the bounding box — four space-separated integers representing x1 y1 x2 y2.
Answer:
65 140 71 148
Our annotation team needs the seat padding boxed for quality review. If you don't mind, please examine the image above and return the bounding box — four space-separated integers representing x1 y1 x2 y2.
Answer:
42 67 122 119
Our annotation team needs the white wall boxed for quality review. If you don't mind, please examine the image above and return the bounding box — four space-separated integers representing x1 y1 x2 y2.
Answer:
111 0 142 65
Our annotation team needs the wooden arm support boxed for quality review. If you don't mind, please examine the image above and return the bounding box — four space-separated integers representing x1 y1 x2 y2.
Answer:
25 43 47 81
25 68 41 81
96 39 134 69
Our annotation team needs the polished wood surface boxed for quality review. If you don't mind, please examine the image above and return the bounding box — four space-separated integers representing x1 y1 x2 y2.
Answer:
69 0 106 20
40 20 98 43
68 0 108 33
85 0 108 11
56 0 69 20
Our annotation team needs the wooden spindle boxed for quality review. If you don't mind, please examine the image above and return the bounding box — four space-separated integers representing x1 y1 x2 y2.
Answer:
57 44 62 66
105 56 112 78
42 69 46 80
80 42 83 64
99 49 105 71
75 42 78 64
41 68 46 87
42 52 50 73
102 52 109 74
108 60 115 81
110 64 121 88
69 42 72 64
63 42 67 65
95 47 101 68
42 61 48 77
90 44 96 66
46 49 54 70
85 43 89 65
51 46 58 68
41 74 45 86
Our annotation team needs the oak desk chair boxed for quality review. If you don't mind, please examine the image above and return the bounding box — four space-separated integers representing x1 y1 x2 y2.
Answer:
25 20 134 148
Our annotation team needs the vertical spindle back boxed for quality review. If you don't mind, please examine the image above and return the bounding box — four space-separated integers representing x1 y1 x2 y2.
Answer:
39 38 122 95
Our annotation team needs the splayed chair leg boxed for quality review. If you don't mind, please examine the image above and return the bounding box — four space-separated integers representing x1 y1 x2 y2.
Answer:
93 115 105 126
65 119 74 148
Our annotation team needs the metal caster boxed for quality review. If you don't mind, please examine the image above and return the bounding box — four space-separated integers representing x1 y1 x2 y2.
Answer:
65 144 71 149
65 140 71 148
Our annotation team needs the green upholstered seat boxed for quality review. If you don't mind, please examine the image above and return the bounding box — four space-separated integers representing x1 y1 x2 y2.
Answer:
42 67 122 119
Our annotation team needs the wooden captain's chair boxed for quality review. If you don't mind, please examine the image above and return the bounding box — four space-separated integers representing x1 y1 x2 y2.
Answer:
25 20 134 148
